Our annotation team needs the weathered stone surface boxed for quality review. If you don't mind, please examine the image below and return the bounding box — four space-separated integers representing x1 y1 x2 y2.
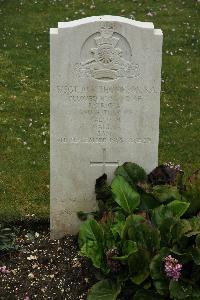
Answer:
50 16 163 238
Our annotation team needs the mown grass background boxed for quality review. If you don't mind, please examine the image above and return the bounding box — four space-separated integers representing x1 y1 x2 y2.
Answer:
0 0 199 222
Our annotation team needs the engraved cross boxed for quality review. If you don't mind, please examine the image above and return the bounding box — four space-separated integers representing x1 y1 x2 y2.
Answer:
90 148 119 173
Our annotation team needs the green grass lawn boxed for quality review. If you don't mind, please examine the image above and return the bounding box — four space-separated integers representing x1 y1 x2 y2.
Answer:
0 0 199 222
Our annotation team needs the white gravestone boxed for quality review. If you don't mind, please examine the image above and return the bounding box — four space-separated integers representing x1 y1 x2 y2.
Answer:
50 16 163 238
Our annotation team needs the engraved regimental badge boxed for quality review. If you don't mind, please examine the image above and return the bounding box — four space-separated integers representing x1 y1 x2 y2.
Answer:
75 23 140 81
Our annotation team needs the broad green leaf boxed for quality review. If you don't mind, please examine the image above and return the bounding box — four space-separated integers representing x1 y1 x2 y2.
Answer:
191 285 200 299
153 280 169 296
115 162 147 186
150 248 170 281
80 240 104 269
166 200 190 218
190 248 200 265
196 234 200 248
110 221 125 239
169 281 193 299
151 205 173 227
128 249 150 285
110 213 125 239
130 223 160 251
159 217 178 246
183 171 200 216
151 201 189 228
123 214 145 239
151 185 182 203
170 249 192 264
188 217 200 235
111 176 140 214
113 210 126 222
171 217 200 249
171 219 192 241
123 240 138 256
123 214 160 251
78 219 105 270
150 248 170 295
140 192 160 210
78 219 103 247
101 221 118 250
87 280 121 300
114 240 137 261
133 289 165 300
170 281 200 299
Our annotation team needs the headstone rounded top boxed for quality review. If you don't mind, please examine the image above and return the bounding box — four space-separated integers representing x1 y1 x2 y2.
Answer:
58 15 154 28
50 16 162 37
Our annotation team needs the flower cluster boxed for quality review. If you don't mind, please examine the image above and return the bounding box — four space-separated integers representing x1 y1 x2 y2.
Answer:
164 255 182 281
164 162 181 171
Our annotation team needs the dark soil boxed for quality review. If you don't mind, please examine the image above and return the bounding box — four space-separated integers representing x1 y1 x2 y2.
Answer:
0 222 96 300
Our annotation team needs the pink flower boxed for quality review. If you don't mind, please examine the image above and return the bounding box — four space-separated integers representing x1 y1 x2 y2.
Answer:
24 293 30 300
0 266 10 274
164 255 182 281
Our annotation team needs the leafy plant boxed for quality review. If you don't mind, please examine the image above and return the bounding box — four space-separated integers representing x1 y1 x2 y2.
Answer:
115 162 147 187
78 162 200 300
87 279 121 300
111 175 140 214
183 170 200 216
